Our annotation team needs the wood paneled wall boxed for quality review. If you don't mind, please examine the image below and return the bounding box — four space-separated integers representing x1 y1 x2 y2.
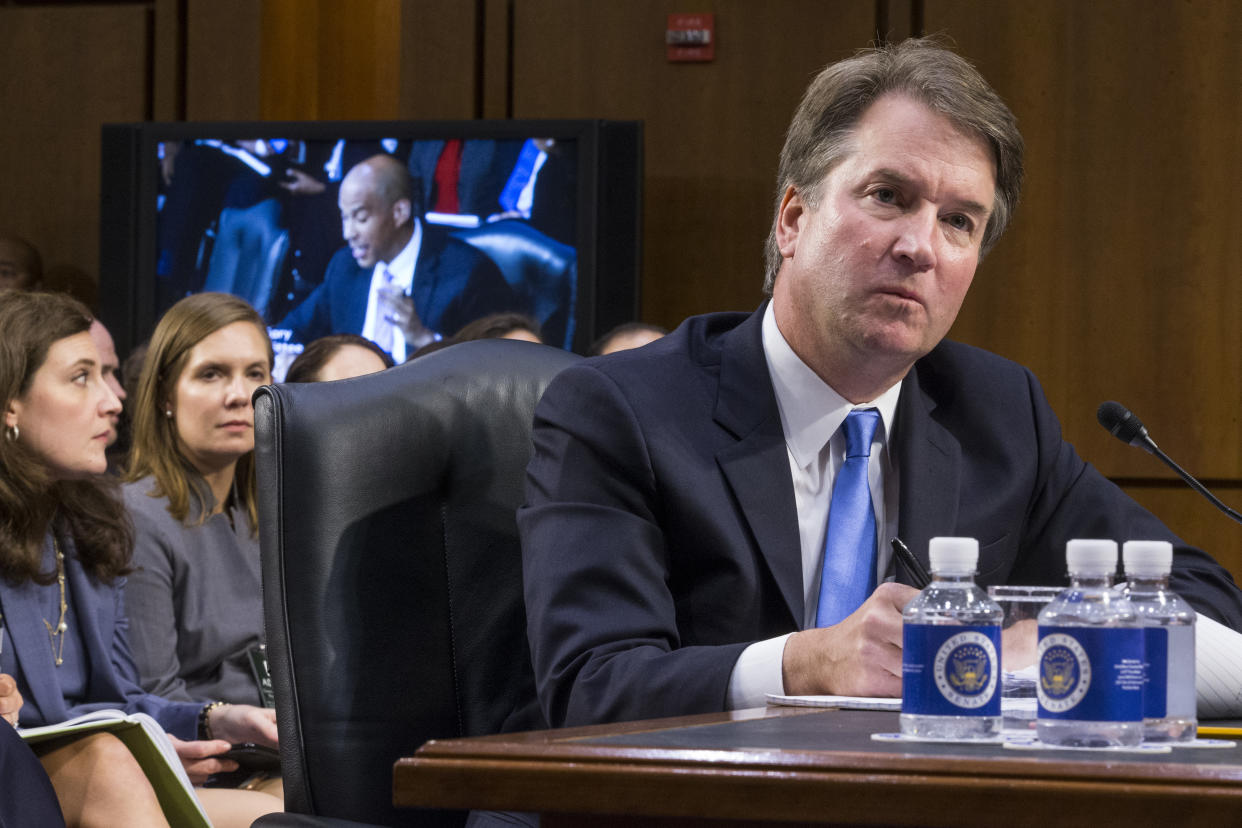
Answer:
921 0 1242 574
3 0 1241 576
506 0 877 328
175 0 477 122
0 5 150 283
258 0 403 120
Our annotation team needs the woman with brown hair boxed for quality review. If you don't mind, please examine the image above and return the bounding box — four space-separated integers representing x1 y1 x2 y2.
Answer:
0 289 279 826
284 332 392 383
122 293 283 789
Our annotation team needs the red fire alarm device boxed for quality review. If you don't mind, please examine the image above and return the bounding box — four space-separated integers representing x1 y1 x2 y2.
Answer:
666 13 715 63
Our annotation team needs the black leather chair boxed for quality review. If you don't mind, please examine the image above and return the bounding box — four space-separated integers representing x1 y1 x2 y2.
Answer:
451 220 577 350
203 197 289 319
252 339 579 827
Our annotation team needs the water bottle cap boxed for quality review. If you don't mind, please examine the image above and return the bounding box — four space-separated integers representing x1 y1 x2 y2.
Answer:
1122 540 1173 575
1065 539 1118 573
928 537 979 573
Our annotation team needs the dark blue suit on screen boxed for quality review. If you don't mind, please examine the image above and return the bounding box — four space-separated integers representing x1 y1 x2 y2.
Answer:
276 221 516 345
519 305 1242 728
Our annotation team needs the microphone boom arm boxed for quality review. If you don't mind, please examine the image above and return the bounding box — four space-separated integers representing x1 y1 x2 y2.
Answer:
1146 439 1242 526
1098 400 1242 526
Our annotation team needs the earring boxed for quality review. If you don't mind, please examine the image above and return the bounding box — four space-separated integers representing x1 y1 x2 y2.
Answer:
4 424 17 442
164 409 173 419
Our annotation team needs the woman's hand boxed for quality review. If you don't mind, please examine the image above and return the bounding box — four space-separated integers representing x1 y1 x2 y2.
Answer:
168 735 235 784
0 673 23 727
207 704 279 749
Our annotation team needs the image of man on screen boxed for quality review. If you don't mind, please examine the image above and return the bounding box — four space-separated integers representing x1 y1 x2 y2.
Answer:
518 37 1242 729
274 153 516 361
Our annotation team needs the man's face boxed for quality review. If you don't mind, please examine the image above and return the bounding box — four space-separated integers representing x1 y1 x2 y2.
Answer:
0 240 37 291
338 170 409 269
88 320 125 446
772 94 996 396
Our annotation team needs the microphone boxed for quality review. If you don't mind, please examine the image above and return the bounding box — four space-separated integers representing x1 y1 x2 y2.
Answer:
1097 401 1242 525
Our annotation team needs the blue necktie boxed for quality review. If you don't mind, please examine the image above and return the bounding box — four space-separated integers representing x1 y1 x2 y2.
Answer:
816 409 880 627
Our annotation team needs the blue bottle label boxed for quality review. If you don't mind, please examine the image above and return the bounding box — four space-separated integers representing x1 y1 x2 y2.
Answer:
1036 626 1144 721
902 624 1001 716
1144 627 1167 718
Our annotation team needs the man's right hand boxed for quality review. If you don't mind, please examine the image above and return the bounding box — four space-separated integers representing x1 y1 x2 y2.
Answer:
278 168 327 196
780 582 919 698
377 286 437 351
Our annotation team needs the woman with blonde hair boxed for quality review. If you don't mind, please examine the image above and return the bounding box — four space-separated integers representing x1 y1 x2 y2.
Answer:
0 289 278 826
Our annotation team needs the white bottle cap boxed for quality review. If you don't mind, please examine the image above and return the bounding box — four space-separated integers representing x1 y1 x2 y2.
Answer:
1065 539 1118 574
1122 540 1173 576
928 537 979 574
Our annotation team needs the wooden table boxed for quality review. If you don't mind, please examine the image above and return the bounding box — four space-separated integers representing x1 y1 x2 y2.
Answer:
394 706 1242 827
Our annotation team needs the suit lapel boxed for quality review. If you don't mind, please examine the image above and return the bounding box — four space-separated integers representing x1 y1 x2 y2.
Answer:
410 224 442 328
341 259 375 335
65 555 122 704
713 308 804 626
893 359 961 577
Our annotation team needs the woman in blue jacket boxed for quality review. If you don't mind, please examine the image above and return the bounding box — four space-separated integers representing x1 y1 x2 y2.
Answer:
0 290 279 827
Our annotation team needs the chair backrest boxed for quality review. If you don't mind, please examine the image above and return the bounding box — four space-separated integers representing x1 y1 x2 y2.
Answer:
451 220 577 349
203 197 289 318
254 339 579 826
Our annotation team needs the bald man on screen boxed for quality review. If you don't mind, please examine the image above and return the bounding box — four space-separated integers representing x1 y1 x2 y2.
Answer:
276 154 516 361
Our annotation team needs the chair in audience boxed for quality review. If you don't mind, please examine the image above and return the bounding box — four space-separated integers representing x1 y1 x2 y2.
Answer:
202 197 289 318
451 220 576 350
252 338 579 827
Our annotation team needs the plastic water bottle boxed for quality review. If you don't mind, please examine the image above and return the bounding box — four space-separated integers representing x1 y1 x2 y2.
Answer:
1036 539 1144 747
901 537 1002 739
1121 540 1197 742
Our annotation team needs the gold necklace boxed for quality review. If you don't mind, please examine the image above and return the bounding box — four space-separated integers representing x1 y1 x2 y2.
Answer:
43 538 68 667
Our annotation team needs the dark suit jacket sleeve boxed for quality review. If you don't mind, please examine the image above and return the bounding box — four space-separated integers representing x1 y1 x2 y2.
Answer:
1013 365 1242 628
275 281 332 344
275 249 353 342
424 239 519 338
519 362 750 728
0 723 64 826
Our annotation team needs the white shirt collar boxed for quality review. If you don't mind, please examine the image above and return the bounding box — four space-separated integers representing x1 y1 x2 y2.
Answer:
761 302 903 469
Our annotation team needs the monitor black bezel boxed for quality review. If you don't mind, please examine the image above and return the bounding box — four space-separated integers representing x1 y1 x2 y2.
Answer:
100 118 642 357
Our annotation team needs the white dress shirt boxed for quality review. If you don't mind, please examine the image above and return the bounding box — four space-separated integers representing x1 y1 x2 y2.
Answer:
361 219 423 363
726 302 903 708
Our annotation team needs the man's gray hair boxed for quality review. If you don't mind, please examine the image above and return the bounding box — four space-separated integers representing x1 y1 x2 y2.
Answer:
763 37 1024 293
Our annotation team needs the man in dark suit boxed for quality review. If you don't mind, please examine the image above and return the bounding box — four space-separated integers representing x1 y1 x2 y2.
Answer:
275 154 515 360
518 38 1242 728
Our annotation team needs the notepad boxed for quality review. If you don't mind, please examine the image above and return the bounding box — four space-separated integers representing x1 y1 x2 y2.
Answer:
20 710 209 828
766 694 902 711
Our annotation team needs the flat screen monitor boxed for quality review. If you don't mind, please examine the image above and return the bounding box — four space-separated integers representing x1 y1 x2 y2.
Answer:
100 119 642 377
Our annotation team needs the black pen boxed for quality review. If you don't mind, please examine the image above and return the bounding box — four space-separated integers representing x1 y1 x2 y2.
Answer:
891 537 931 588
